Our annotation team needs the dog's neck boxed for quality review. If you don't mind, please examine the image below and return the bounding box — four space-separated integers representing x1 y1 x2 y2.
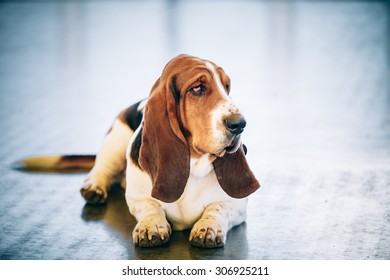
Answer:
190 153 216 178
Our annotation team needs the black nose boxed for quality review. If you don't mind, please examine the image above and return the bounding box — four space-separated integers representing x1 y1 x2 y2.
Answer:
223 114 246 135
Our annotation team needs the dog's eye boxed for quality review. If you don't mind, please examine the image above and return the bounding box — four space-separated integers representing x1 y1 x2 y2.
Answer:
225 83 230 92
190 85 205 96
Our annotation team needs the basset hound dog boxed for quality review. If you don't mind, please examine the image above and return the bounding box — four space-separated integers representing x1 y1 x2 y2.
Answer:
18 54 260 248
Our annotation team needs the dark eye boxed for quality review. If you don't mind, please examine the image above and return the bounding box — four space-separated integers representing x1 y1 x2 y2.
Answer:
225 83 230 91
190 84 205 96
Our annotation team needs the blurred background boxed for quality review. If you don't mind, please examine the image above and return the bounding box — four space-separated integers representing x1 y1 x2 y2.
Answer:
0 0 389 259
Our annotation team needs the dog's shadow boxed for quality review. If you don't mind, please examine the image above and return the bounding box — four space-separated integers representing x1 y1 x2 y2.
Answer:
81 184 249 260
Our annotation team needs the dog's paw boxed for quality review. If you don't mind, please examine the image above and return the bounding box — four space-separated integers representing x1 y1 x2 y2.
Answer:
133 217 171 247
80 180 108 204
189 220 225 248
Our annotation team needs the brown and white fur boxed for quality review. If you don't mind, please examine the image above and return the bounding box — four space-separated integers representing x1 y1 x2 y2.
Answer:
17 55 260 248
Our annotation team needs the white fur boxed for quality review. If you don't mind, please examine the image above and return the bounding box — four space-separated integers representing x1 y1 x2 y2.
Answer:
137 99 148 111
205 62 241 150
205 62 229 99
82 119 133 197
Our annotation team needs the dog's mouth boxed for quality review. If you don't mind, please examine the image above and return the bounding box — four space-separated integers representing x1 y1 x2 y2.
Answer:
215 136 241 157
225 135 241 154
194 136 242 158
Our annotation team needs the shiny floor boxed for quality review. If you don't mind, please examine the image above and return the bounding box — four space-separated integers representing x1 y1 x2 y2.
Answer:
0 0 389 260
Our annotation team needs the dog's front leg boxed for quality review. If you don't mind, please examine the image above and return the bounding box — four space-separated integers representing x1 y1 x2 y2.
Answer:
81 119 133 204
190 200 247 248
129 199 171 247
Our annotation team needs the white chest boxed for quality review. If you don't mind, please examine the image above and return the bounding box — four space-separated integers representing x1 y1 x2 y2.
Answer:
162 172 215 230
125 153 233 230
161 155 231 230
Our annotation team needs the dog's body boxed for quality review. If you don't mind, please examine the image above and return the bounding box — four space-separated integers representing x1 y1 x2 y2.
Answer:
19 55 260 248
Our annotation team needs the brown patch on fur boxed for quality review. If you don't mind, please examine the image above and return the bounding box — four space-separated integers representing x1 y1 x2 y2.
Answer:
58 155 96 171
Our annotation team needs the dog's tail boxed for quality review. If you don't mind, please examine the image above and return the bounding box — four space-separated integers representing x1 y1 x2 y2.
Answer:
12 155 96 173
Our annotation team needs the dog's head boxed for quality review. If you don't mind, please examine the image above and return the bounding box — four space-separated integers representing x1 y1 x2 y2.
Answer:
139 54 260 202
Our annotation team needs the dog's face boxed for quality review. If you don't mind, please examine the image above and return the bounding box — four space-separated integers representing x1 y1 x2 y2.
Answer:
164 55 246 157
140 54 260 202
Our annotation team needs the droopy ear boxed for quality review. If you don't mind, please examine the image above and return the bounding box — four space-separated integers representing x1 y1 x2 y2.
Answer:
139 78 190 203
213 145 260 198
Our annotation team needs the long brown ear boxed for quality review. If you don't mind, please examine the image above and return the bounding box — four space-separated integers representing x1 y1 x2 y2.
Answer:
213 145 260 198
138 78 190 203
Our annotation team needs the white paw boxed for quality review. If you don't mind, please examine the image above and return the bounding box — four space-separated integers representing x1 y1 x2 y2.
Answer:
133 215 171 247
80 177 108 204
190 219 226 248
